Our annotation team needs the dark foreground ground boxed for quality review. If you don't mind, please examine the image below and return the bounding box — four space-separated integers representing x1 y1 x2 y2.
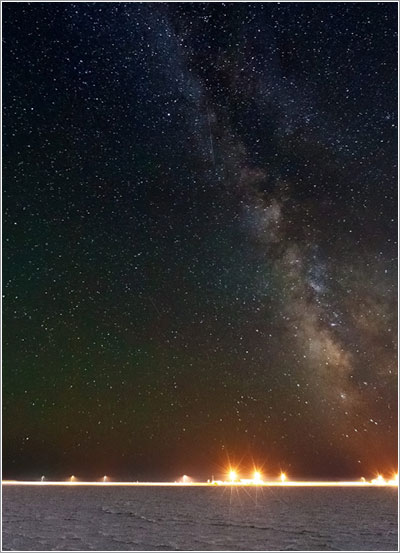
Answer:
2 485 398 551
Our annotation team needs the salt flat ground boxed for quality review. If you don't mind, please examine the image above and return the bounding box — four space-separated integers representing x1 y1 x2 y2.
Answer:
2 485 398 551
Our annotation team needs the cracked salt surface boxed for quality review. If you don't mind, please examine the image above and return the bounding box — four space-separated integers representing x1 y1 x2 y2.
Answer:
2 486 398 551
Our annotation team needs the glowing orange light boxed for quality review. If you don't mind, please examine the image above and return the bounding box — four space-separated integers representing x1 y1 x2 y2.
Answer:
253 471 262 483
280 472 286 482
371 474 386 485
229 470 237 482
388 473 398 486
2 476 399 487
103 476 108 482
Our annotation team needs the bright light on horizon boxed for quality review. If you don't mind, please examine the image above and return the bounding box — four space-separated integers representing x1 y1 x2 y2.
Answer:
3 470 398 487
253 471 262 483
2 475 398 488
390 473 398 484
371 474 385 485
229 470 237 482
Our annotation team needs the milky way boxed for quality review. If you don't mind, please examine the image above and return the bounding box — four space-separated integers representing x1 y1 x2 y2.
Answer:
3 2 397 480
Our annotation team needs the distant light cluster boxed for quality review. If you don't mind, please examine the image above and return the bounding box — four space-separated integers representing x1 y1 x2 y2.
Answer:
3 472 398 487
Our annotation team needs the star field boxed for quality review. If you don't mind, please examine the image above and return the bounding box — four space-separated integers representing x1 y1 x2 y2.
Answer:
3 2 397 480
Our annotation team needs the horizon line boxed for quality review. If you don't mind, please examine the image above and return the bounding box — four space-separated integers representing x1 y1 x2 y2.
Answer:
3 479 398 487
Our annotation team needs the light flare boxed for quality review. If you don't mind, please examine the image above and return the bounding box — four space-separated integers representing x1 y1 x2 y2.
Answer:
2 478 398 487
229 470 238 482
388 473 398 486
253 471 262 483
371 474 385 485
4 470 398 487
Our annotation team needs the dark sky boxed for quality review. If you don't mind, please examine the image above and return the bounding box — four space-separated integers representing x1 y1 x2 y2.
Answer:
3 2 398 481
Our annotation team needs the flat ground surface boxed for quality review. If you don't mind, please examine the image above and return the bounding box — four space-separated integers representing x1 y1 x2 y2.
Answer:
2 485 398 551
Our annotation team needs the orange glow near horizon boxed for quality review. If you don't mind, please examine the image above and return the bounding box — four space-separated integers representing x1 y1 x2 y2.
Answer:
253 471 262 483
228 470 238 482
372 474 385 485
388 474 398 486
2 479 398 487
2 471 398 488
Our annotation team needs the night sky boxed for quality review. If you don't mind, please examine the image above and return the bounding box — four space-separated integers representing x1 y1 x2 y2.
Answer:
3 2 398 481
